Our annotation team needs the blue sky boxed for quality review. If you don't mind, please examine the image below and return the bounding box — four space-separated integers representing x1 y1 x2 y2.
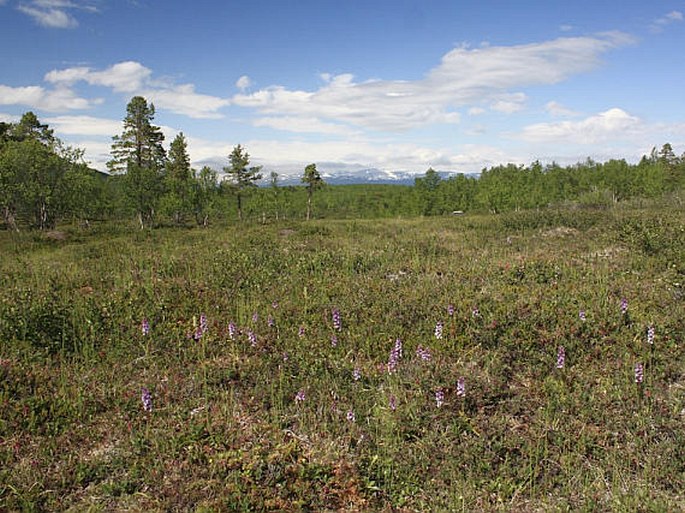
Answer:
1 0 684 178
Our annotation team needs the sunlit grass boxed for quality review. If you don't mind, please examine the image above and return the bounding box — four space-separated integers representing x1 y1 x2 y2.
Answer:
0 202 683 511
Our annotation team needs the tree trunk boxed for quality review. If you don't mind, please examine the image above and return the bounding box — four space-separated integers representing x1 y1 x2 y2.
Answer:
237 193 243 221
306 190 312 220
38 201 49 230
3 206 19 232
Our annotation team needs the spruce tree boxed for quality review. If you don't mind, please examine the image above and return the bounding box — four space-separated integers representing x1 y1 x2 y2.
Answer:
163 132 193 224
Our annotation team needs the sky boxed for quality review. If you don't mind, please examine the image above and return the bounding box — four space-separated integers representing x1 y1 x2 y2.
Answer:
1 0 684 179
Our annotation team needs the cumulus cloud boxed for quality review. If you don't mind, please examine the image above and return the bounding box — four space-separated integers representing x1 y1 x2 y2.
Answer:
45 61 152 93
17 0 98 29
0 83 100 111
44 115 122 136
236 75 252 91
44 61 230 118
518 108 641 144
142 85 230 119
231 32 632 132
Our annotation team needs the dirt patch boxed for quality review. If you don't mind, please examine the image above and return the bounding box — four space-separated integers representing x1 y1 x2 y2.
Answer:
586 246 627 258
540 226 579 238
45 230 68 241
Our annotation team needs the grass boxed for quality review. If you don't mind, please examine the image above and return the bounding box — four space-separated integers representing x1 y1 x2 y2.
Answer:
0 202 684 511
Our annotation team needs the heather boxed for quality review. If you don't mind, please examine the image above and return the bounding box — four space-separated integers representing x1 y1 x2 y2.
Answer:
1 199 684 511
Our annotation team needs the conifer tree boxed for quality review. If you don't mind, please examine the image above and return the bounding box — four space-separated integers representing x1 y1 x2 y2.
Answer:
223 144 262 221
302 163 324 220
163 132 193 224
108 96 166 228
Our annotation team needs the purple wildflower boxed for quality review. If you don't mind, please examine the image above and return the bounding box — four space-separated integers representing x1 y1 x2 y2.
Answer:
295 389 306 403
389 395 397 411
141 387 152 412
282 352 289 362
621 297 628 315
199 314 208 335
228 322 237 340
191 326 203 342
346 410 356 422
387 338 402 374
247 330 257 347
456 377 466 398
634 362 644 384
352 367 361 381
434 321 443 340
435 388 445 408
332 308 342 332
556 345 566 369
272 301 279 309
141 318 150 336
647 325 655 345
579 310 586 322
331 334 338 347
472 306 480 318
416 345 432 361
298 326 305 338
252 312 259 323
268 315 275 328
447 304 455 316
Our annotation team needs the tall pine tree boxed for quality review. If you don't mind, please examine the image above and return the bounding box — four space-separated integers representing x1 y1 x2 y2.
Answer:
302 163 324 220
163 132 193 224
108 96 166 228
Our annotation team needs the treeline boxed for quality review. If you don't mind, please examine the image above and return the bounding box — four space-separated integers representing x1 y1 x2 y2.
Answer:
1 96 684 230
414 148 684 216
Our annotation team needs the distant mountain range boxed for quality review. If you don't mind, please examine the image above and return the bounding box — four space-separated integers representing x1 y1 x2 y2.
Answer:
187 158 478 186
266 168 476 186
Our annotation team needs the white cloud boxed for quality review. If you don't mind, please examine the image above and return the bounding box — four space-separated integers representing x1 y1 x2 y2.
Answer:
18 4 78 28
236 75 252 91
467 107 485 116
0 112 20 123
68 139 112 169
16 0 98 29
544 101 579 117
46 61 152 93
44 61 230 118
44 115 122 136
650 10 683 32
232 32 632 132
490 93 526 113
518 108 641 144
252 116 356 135
0 84 100 111
649 11 683 32
143 85 230 119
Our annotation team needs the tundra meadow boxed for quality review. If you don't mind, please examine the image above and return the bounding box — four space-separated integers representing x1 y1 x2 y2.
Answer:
1 199 684 512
